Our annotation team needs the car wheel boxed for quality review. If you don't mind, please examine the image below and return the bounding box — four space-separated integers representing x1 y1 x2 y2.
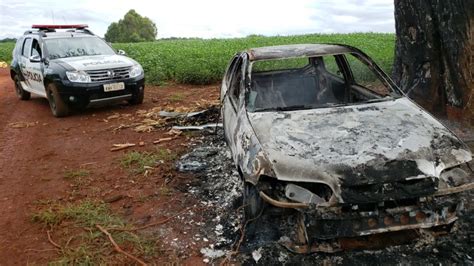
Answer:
46 83 69 117
14 75 31 100
128 86 144 105
243 182 265 221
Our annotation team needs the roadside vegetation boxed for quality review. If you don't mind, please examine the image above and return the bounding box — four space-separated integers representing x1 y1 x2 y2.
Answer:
120 149 177 174
0 33 395 84
63 169 91 187
32 200 156 264
0 42 14 63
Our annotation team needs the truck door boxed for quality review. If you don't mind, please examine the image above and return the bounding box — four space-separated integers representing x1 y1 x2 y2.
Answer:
24 38 45 97
19 38 33 91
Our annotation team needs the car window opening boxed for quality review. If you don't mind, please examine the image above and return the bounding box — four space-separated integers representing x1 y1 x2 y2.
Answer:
247 55 398 112
31 39 42 58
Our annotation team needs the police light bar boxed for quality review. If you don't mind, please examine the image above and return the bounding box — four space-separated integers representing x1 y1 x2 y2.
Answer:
32 24 88 29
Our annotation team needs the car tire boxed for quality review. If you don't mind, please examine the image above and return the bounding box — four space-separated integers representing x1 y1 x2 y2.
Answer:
14 75 31 100
46 83 69 117
128 86 144 105
243 182 265 221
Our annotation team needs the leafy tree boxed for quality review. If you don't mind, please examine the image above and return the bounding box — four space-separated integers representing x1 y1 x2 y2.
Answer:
105 10 157 43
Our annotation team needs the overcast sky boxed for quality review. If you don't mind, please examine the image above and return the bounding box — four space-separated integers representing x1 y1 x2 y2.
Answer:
0 0 395 39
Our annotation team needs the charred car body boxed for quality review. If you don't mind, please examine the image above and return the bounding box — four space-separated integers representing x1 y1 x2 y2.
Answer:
10 25 145 117
220 44 474 251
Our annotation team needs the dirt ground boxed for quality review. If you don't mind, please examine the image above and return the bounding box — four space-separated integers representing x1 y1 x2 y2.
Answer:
0 68 221 264
0 67 473 264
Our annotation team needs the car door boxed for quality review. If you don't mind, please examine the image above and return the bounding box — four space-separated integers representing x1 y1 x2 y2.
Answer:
220 55 239 102
24 38 46 96
19 37 33 92
222 55 245 156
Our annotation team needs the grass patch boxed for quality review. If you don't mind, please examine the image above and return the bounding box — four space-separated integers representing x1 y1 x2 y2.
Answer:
64 169 90 179
0 42 14 63
64 169 91 186
120 151 158 174
0 33 395 85
32 200 123 227
155 148 178 162
32 200 157 264
120 149 177 174
168 92 185 102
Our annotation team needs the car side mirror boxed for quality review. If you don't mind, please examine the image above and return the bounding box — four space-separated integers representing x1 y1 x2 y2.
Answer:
29 55 42 63
117 50 127 56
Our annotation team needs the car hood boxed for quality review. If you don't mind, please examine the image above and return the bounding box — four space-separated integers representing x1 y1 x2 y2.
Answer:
247 97 472 187
53 55 136 71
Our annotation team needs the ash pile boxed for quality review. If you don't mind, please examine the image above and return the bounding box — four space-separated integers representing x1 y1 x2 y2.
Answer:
176 129 244 262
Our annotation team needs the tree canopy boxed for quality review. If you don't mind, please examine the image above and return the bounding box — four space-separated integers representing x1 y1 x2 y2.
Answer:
104 10 157 43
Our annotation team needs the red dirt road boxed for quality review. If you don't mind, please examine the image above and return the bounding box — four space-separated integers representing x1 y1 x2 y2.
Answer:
0 68 219 264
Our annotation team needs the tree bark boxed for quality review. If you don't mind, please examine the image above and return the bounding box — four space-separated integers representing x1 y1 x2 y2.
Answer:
393 0 473 123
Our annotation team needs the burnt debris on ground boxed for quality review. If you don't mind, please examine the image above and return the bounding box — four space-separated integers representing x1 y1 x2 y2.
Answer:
176 128 474 264
177 129 243 263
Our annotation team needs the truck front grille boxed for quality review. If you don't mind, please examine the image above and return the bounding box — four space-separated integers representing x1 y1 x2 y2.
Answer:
86 67 130 82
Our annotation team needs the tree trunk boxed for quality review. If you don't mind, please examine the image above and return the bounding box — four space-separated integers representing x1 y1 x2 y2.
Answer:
392 0 473 123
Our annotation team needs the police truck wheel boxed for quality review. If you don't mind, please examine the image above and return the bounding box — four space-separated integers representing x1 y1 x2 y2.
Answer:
14 75 30 100
46 83 69 117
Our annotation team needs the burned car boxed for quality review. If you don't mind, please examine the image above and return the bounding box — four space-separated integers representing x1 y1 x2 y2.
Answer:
220 44 474 251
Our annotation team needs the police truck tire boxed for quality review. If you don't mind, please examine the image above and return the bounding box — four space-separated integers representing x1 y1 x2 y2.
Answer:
46 83 69 117
14 75 31 100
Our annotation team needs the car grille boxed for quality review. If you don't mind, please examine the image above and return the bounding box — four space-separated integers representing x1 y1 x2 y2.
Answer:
86 67 131 82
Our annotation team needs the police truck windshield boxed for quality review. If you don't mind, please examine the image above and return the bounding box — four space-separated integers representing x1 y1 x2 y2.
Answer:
45 37 115 59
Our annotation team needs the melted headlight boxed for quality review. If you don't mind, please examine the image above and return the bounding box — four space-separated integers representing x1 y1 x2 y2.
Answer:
440 166 471 187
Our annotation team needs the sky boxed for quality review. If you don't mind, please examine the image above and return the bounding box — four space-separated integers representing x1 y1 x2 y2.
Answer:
0 0 395 39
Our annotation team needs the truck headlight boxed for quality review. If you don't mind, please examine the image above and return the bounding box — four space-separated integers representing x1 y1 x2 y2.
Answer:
129 65 143 78
66 71 91 83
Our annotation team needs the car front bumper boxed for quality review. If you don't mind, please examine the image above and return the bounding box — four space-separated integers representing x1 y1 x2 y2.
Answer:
259 182 474 253
56 76 145 105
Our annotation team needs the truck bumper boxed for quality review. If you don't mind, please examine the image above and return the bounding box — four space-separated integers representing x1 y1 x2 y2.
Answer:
56 76 145 106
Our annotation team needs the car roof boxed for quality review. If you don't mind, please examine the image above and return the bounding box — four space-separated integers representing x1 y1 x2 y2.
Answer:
247 43 354 61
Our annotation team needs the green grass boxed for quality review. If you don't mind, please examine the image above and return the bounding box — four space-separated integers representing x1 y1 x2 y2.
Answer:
64 169 91 187
168 92 185 102
0 33 395 85
32 200 157 264
0 42 14 63
120 149 176 174
64 169 90 179
120 151 157 174
32 200 123 227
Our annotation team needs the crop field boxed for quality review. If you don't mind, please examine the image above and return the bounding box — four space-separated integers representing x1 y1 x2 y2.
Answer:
0 33 395 85
0 42 14 64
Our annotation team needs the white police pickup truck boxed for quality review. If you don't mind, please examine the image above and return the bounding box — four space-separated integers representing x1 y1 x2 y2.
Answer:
10 25 145 117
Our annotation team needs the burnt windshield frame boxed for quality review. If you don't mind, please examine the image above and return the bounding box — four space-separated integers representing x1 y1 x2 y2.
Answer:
245 52 402 113
344 52 402 98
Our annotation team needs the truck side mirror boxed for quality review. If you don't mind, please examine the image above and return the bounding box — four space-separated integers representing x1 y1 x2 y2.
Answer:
29 55 42 63
117 50 127 56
